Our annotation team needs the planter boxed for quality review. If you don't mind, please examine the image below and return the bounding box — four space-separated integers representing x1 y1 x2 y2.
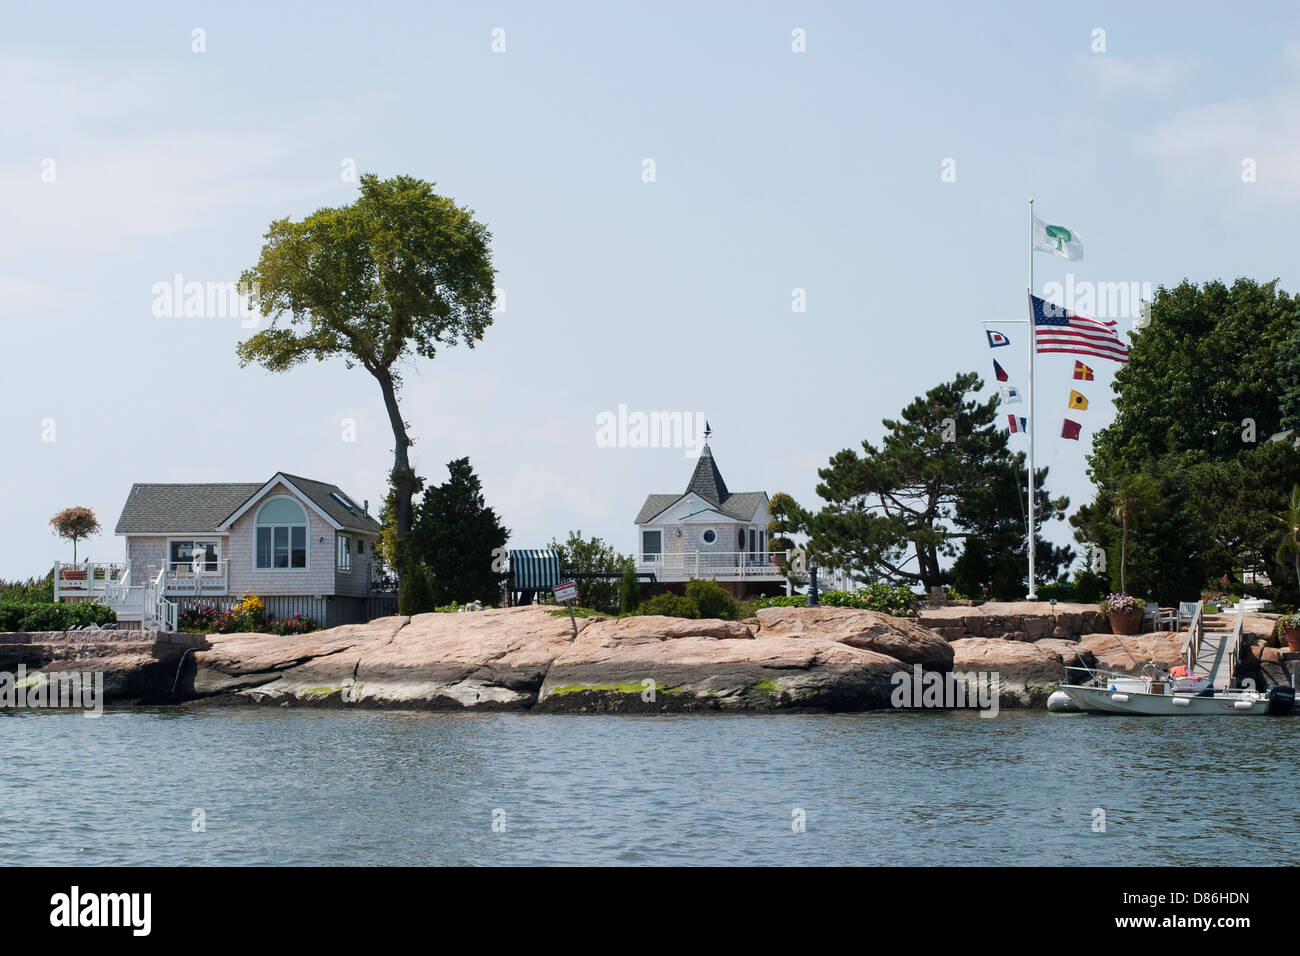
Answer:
1108 609 1142 636
769 554 784 568
59 569 87 581
1284 624 1300 653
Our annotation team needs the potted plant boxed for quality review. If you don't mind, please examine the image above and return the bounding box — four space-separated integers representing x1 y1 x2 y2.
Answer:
1277 613 1300 652
768 536 795 567
1102 593 1143 636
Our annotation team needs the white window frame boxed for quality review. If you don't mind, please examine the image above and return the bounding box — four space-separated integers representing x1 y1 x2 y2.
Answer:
167 538 222 575
254 495 309 571
337 534 351 572
641 529 663 561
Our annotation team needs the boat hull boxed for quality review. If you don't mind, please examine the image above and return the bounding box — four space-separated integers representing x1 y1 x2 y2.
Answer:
1059 684 1269 716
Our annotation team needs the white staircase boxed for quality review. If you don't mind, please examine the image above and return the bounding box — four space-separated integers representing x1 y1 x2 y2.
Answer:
96 568 176 631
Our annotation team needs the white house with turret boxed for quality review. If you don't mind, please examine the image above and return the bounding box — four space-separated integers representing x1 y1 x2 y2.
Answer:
633 440 786 598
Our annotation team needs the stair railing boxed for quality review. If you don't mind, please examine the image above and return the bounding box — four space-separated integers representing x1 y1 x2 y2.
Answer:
1225 611 1243 690
1180 602 1203 671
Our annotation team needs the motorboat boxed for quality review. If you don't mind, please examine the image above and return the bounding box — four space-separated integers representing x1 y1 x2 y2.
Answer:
1056 663 1294 716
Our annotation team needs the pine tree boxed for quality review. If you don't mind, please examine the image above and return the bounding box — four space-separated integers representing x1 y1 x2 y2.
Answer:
408 458 510 606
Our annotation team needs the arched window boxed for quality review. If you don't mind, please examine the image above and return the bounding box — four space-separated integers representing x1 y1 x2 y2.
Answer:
255 496 308 569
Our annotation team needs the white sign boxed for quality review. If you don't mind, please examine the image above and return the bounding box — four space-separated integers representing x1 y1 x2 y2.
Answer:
553 581 578 603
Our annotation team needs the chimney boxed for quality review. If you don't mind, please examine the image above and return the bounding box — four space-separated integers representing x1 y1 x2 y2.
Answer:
363 499 369 514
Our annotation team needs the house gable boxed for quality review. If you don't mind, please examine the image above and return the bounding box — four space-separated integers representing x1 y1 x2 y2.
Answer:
217 473 344 532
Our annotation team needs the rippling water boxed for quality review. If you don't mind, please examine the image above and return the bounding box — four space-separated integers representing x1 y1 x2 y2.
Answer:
3 707 1296 866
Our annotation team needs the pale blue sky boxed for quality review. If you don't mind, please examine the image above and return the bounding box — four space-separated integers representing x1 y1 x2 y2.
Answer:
3 1 1298 579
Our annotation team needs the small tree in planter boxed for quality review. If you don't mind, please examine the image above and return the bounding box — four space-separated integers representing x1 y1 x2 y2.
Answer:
50 507 101 565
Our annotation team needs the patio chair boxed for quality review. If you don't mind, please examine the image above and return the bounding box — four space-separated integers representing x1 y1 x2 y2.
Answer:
1176 601 1199 630
1144 602 1176 632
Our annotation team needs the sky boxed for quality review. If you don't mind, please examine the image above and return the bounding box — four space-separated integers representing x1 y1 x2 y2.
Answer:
3 0 1299 581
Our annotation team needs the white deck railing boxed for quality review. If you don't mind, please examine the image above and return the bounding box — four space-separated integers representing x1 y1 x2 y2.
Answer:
52 562 129 601
637 550 787 579
162 559 229 596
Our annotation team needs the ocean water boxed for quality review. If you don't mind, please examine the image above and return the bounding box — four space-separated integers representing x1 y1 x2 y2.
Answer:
3 707 1296 866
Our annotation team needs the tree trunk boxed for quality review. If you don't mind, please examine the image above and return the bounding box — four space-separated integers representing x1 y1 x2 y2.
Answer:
72 537 77 564
1120 509 1129 595
375 367 416 574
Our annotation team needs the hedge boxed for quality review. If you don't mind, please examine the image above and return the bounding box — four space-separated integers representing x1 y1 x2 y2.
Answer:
0 602 117 632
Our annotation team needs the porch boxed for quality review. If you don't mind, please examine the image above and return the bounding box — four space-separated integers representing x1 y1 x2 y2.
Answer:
53 561 229 599
636 550 789 583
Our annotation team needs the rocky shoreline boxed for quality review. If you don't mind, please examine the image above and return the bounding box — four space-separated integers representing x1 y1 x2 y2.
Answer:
6 601 1278 713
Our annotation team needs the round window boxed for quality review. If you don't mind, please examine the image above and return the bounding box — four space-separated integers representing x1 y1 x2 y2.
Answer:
702 529 716 544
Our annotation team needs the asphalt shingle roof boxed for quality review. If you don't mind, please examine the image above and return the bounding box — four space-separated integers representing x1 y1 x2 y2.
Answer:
115 474 381 535
634 448 767 524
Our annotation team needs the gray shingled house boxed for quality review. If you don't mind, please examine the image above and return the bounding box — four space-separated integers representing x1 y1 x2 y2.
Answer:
633 444 785 598
55 472 391 630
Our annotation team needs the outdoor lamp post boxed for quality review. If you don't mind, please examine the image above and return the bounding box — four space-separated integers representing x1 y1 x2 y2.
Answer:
808 560 819 607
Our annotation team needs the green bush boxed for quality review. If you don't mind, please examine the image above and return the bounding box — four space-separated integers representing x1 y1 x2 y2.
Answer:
399 563 436 615
0 601 116 631
637 593 700 619
735 594 806 616
736 584 918 618
684 578 736 620
1036 581 1077 602
0 574 55 605
821 583 919 616
619 566 641 614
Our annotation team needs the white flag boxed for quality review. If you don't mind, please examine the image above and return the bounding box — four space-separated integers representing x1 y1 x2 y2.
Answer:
1032 214 1083 261
999 386 1022 404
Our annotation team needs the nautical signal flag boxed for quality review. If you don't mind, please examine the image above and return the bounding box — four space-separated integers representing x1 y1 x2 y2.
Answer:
1061 419 1082 440
999 386 1022 404
986 330 1010 348
1008 415 1028 433
993 359 1008 382
1068 390 1089 411
1072 361 1094 381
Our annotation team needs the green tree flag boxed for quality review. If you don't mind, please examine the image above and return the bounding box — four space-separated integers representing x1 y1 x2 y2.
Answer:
408 458 510 606
800 371 1069 593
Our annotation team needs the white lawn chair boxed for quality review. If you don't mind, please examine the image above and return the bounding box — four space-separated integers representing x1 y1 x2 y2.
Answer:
1176 601 1200 631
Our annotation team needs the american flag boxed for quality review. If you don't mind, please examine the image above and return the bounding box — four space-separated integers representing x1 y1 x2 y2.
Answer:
1031 295 1129 363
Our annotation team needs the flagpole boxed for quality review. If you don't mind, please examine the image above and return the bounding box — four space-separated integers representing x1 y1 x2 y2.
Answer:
1026 198 1037 599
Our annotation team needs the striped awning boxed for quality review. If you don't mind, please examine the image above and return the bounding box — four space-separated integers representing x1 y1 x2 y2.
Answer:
509 549 562 590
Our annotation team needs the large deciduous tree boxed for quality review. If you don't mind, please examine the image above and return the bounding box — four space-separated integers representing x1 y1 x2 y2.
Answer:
237 174 496 581
1078 279 1300 604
